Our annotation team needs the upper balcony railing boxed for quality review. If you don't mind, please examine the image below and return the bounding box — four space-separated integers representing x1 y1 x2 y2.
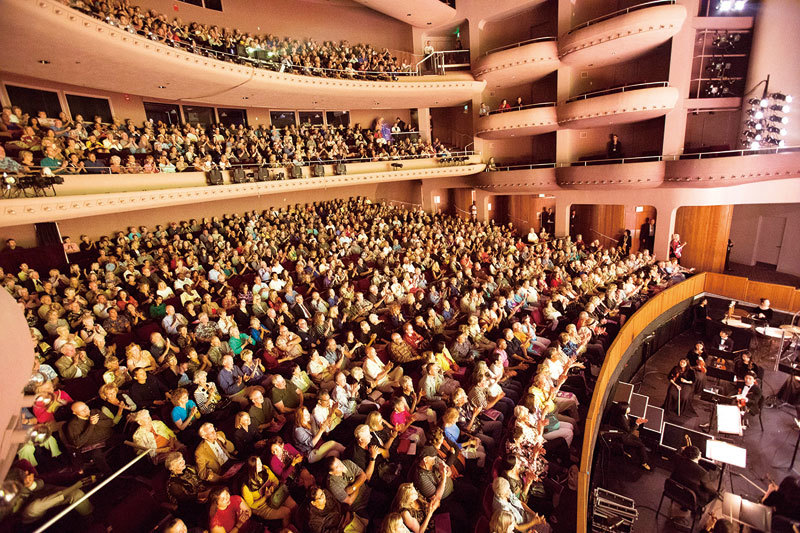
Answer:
484 101 557 116
564 81 669 103
487 145 800 171
484 37 558 56
415 50 472 76
567 0 676 34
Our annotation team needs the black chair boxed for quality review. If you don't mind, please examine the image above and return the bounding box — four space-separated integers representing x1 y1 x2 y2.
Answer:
334 162 347 175
231 168 248 183
656 478 703 533
290 165 303 179
311 164 325 177
206 169 224 185
256 167 271 182
390 162 403 171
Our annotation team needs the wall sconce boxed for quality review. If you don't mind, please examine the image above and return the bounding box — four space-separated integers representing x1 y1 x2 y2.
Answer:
433 195 441 204
635 206 644 212
487 203 492 211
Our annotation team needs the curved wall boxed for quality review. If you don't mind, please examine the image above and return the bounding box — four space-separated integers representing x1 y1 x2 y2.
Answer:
555 160 665 188
473 39 560 88
476 105 558 139
557 86 679 128
0 1 484 110
473 167 558 190
559 3 687 68
663 150 800 187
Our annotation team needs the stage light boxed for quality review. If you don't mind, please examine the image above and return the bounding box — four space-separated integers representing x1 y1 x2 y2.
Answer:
718 0 733 11
770 115 789 124
749 141 760 149
733 0 746 10
771 92 792 103
760 98 769 108
747 98 761 106
744 120 761 130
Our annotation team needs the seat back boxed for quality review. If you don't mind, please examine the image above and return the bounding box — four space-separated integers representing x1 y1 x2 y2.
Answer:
664 478 698 511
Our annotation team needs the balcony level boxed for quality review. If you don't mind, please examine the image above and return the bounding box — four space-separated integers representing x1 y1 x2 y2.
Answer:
476 103 558 139
663 147 800 187
472 38 560 88
559 0 687 69
0 0 484 110
556 159 666 188
557 83 679 129
0 156 484 226
472 164 558 191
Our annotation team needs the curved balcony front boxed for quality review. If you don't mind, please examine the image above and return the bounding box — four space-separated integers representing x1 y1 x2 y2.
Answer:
0 0 484 110
559 1 687 68
0 156 485 226
557 83 678 129
349 0 456 28
663 148 800 187
476 104 558 139
556 159 665 188
472 165 558 191
473 38 560 88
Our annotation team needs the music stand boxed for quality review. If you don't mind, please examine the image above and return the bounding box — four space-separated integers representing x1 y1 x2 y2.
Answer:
629 393 649 419
701 387 734 431
612 382 634 405
716 404 743 436
660 423 715 461
706 440 746 492
721 492 772 532
640 405 664 440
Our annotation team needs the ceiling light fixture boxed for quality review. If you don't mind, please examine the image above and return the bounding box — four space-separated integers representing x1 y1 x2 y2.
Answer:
38 60 50 64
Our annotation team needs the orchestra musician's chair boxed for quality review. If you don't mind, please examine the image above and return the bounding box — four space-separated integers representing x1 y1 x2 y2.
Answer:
656 478 706 533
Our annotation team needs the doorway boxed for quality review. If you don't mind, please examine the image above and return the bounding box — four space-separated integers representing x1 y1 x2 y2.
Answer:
754 216 786 266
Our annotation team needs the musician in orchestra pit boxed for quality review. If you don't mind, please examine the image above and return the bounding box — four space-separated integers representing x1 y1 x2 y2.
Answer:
686 342 708 394
669 234 686 264
608 402 651 471
735 373 763 427
761 475 800 523
732 351 760 383
663 358 696 416
670 445 717 506
714 330 734 353
750 298 773 325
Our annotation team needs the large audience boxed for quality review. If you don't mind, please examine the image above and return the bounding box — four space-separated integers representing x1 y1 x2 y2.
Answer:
0 107 444 176
0 198 694 533
63 0 412 80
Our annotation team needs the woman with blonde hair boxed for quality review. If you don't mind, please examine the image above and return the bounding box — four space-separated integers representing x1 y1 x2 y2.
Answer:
126 343 157 372
390 482 440 533
381 512 413 533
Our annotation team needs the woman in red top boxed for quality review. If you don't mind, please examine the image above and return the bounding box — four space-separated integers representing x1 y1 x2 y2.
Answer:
208 487 261 533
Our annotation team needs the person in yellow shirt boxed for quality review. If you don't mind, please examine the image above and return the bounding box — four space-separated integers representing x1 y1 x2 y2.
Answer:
240 456 297 527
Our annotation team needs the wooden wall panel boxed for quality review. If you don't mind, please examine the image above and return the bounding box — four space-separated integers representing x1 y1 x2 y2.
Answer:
674 205 733 273
507 196 556 234
451 189 473 220
705 272 800 312
572 204 626 248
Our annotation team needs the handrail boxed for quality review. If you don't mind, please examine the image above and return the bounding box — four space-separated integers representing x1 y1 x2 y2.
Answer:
567 0 676 34
577 272 707 533
485 102 557 116
484 36 558 56
564 82 669 103
486 145 800 171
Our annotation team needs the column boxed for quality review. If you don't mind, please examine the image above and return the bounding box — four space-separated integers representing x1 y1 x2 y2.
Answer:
662 0 699 155
416 108 432 142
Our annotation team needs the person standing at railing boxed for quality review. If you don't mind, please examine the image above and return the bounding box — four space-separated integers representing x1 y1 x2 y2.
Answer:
515 97 524 108
479 103 490 117
423 40 435 73
499 99 511 112
606 133 624 159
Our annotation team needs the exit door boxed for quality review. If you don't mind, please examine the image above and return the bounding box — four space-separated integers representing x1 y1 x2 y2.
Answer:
755 216 786 266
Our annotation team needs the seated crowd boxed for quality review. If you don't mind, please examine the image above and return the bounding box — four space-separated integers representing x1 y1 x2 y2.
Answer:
1 199 691 533
0 109 443 176
63 0 412 80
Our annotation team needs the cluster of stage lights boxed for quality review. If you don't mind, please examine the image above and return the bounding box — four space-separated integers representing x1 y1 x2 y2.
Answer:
717 0 747 11
743 93 792 149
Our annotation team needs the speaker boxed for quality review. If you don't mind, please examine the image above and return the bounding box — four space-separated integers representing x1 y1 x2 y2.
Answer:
257 168 271 182
206 169 224 185
334 163 347 175
231 168 247 183
290 166 303 179
311 164 324 177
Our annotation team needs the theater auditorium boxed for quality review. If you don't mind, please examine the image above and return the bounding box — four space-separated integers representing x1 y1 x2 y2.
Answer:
0 0 799 532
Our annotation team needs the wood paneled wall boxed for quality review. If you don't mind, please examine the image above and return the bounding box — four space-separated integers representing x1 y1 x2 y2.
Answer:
674 205 734 273
507 196 556 234
704 273 800 312
632 205 658 253
451 189 474 220
572 204 626 248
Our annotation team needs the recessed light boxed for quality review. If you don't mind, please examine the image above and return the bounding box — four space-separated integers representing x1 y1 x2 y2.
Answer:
158 85 166 89
38 60 50 64
242 96 249 100
427 22 432 25
407 13 412 16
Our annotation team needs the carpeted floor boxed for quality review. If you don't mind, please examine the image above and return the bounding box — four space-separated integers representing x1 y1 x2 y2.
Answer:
726 262 800 289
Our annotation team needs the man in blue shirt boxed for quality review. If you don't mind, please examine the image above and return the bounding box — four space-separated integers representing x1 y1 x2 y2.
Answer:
216 355 248 406
39 146 67 174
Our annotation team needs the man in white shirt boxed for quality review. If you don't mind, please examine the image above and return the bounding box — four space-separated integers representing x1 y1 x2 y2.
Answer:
162 305 189 336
